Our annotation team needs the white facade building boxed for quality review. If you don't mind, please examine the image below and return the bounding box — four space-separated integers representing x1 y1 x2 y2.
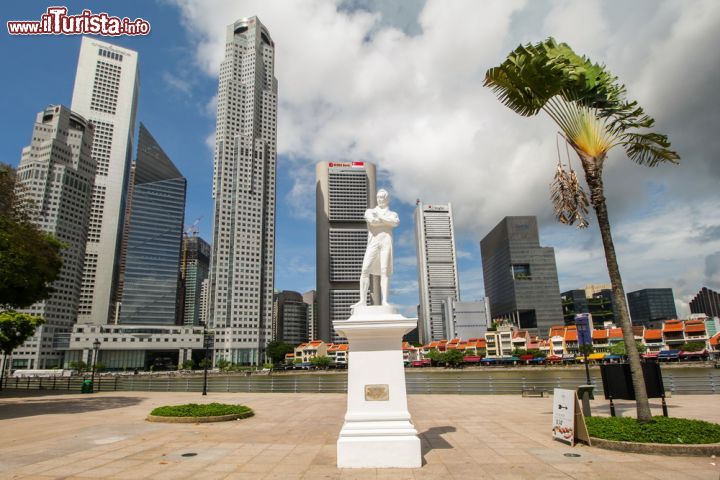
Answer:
442 298 491 340
13 105 96 369
316 162 378 344
71 37 139 325
414 202 460 343
208 17 277 365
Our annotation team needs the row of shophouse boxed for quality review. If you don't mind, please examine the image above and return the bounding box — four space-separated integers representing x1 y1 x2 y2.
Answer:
285 316 720 366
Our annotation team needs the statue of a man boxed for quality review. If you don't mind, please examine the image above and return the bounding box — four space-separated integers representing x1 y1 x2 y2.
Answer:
354 188 400 307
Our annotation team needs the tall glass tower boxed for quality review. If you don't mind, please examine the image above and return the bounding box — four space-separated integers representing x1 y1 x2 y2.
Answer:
414 202 460 343
71 37 139 325
118 124 186 325
208 17 278 365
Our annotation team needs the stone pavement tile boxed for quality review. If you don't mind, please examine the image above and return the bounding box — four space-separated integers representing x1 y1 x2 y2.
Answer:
72 465 128 478
646 468 720 480
375 468 415 479
237 462 275 473
263 472 305 480
207 462 240 473
301 465 343 479
410 464 449 479
225 472 272 480
339 468 379 479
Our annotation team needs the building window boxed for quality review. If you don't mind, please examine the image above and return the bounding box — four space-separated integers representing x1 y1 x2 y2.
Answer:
512 264 531 280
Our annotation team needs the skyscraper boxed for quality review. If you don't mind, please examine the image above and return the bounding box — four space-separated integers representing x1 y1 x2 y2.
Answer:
208 17 277 365
272 291 309 345
627 288 677 327
303 290 318 341
414 202 460 343
71 37 139 325
180 235 211 326
316 161 378 343
118 124 186 325
441 298 491 340
13 105 96 369
690 287 720 317
480 216 563 335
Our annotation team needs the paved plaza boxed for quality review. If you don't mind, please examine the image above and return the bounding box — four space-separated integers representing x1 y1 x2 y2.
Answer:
0 390 718 479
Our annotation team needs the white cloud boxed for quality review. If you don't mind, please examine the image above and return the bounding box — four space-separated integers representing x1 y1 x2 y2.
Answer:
170 0 720 315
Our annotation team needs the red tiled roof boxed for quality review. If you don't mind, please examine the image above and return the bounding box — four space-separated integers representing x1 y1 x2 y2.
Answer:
644 329 662 341
663 320 683 332
685 323 706 334
564 330 578 342
549 326 564 337
592 330 608 340
609 328 623 339
710 333 720 347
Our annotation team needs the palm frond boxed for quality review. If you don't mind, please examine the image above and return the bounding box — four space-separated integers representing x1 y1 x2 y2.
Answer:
621 132 680 166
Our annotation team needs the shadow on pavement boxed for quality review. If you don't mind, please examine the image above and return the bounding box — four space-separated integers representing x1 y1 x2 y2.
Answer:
419 425 455 465
0 395 144 420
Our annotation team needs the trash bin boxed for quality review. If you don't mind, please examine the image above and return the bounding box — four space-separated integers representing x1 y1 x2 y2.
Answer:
81 379 93 393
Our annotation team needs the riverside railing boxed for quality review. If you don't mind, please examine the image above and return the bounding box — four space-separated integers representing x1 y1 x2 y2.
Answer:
2 371 719 395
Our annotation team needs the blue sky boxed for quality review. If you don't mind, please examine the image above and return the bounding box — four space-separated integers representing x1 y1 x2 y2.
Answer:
3 1 720 318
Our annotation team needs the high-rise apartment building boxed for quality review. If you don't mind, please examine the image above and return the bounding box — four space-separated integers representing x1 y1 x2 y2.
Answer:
272 291 309 345
316 161 378 343
71 37 139 325
480 216 563 335
208 17 277 364
303 290 318 341
415 202 460 343
627 288 677 327
13 105 96 369
118 124 186 325
690 287 720 318
180 235 211 326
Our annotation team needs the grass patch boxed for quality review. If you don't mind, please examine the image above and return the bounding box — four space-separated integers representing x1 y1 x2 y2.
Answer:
586 416 720 444
150 403 253 418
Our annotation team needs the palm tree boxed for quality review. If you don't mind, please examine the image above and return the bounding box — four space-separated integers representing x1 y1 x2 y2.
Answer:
484 38 679 423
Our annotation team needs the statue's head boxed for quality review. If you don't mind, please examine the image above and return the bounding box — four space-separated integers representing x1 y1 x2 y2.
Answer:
377 189 389 208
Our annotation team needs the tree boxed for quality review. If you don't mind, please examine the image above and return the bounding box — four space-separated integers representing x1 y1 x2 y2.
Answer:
181 359 195 370
0 164 64 310
198 358 212 369
485 38 679 423
265 341 295 364
424 348 443 365
0 311 44 389
443 349 465 368
310 355 332 369
69 360 88 373
679 341 706 352
216 358 232 372
609 340 647 356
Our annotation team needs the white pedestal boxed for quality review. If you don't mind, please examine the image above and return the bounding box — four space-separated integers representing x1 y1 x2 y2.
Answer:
333 305 422 469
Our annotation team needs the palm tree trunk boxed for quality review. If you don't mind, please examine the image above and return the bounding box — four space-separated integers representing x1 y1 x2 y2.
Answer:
580 153 653 423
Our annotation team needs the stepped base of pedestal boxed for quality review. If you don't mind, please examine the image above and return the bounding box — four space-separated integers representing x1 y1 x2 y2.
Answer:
337 433 421 468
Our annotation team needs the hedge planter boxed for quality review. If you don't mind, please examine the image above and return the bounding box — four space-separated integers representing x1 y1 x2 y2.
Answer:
146 403 253 423
586 416 720 456
590 437 720 457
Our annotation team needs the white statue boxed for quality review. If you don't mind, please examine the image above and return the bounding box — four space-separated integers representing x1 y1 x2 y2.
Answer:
354 188 400 307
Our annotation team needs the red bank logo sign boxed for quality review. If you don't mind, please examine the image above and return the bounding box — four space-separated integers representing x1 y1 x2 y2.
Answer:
329 162 365 168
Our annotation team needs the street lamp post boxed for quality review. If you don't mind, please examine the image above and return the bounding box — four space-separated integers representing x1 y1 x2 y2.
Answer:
202 323 210 396
91 339 101 393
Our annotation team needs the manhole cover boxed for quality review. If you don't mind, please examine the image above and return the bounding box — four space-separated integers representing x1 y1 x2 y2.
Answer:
564 453 581 458
181 453 198 457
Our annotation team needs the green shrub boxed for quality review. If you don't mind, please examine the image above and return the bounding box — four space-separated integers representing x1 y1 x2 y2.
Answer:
586 416 720 444
150 403 253 418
